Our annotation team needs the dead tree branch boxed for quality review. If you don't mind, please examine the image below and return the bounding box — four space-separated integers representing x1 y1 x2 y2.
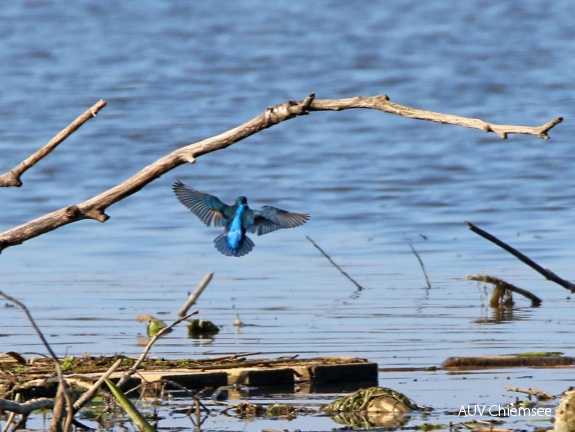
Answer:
0 95 561 253
466 222 575 293
0 100 106 188
72 358 123 412
467 274 542 307
309 95 562 139
0 397 55 415
178 273 214 318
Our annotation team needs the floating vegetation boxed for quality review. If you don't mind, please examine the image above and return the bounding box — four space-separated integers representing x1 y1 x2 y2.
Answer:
515 351 563 357
187 319 220 338
323 386 421 429
136 314 171 337
105 379 156 432
324 386 419 413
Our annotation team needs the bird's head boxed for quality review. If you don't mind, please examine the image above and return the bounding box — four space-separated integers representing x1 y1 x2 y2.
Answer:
236 196 248 206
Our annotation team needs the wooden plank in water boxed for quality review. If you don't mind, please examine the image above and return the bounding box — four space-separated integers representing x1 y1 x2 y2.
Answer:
131 371 228 388
309 362 379 383
442 355 575 370
231 367 295 386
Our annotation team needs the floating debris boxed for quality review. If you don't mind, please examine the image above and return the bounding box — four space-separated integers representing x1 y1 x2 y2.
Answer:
443 353 574 370
555 388 575 432
136 314 171 337
187 319 219 338
323 386 420 429
233 314 244 327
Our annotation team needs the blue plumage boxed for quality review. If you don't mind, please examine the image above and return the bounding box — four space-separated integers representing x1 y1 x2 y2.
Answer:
173 181 309 257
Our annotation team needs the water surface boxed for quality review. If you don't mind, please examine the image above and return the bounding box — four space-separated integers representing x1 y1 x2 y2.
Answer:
1 1 574 430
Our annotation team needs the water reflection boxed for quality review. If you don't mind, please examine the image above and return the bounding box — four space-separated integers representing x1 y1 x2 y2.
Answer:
473 306 532 325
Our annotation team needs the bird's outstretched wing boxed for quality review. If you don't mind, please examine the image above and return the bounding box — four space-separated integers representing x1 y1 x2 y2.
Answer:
173 181 229 227
247 206 309 236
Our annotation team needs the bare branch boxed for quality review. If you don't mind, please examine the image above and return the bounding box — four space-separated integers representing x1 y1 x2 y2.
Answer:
0 100 106 187
72 358 123 412
0 397 54 415
467 274 542 307
178 273 214 318
0 95 560 253
309 95 562 139
466 222 575 293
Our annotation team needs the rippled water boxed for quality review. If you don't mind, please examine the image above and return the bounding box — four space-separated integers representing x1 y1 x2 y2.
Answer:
1 1 575 430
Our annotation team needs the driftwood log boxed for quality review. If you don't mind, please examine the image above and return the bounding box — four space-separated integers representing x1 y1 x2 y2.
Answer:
0 94 561 254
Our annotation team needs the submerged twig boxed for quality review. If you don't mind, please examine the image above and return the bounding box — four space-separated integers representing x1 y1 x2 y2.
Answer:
306 236 365 293
179 273 214 317
466 222 575 293
467 275 542 307
409 243 431 289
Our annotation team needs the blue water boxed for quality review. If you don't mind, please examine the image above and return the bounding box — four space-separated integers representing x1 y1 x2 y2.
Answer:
1 1 574 430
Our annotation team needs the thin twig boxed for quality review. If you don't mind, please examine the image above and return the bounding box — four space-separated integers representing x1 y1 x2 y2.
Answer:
72 358 123 411
409 243 431 289
306 236 365 292
467 274 542 307
0 100 106 187
466 222 575 293
116 311 198 390
179 273 214 317
0 291 74 432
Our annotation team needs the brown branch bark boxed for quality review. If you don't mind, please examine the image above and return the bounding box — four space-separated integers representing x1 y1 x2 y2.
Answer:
0 100 106 187
0 94 561 253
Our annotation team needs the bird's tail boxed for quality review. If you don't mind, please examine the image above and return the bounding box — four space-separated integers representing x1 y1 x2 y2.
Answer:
213 234 255 257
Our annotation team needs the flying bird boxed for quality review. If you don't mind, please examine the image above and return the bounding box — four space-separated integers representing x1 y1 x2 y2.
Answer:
173 181 309 257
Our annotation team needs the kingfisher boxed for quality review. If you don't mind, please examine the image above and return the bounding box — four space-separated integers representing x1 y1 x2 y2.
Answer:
173 181 309 257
